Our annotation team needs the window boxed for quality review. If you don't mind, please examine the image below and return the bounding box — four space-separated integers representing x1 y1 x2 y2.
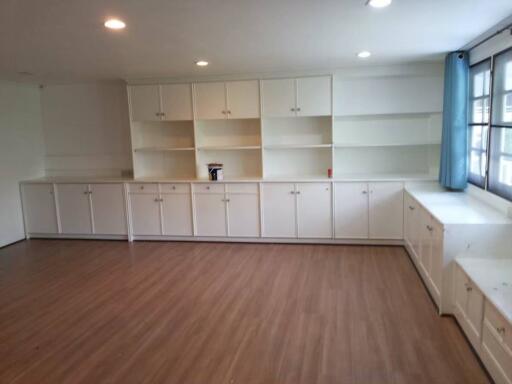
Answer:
488 49 512 200
468 60 491 187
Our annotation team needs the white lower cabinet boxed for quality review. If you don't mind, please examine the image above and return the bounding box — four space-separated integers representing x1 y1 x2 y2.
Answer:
297 183 332 238
368 182 403 239
22 183 58 234
262 183 296 238
161 193 193 236
90 184 127 235
482 302 512 384
227 193 260 237
57 184 93 234
334 182 368 239
453 265 484 352
194 192 227 237
130 193 162 236
404 194 420 260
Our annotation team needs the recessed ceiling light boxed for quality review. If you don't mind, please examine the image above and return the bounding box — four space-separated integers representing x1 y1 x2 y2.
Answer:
195 60 209 67
366 0 392 8
104 19 126 30
357 51 372 59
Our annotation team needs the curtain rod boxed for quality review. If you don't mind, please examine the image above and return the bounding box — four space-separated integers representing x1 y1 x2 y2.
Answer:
466 23 512 51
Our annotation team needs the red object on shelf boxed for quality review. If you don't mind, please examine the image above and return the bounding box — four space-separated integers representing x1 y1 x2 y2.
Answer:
328 168 333 178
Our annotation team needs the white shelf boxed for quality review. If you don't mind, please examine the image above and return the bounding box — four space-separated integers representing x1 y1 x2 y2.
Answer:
134 146 195 152
197 145 261 151
264 144 332 150
333 142 441 148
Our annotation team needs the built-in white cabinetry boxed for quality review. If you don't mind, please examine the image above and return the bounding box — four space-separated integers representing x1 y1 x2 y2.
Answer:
194 80 259 120
454 265 485 352
89 184 128 235
21 184 58 234
57 184 93 234
261 182 332 238
193 185 227 236
261 183 296 238
128 183 193 236
226 184 260 237
404 193 421 260
334 182 403 240
368 182 404 239
482 301 512 384
129 84 193 121
261 76 331 117
334 183 369 239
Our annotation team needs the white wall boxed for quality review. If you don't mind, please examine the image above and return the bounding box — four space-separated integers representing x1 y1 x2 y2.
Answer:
0 82 45 247
41 82 132 177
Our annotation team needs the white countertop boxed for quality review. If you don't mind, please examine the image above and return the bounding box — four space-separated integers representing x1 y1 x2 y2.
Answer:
456 257 512 325
21 173 437 184
406 184 512 225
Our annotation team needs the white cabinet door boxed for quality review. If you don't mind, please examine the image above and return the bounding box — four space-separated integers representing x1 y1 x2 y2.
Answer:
466 284 485 343
262 183 296 238
418 209 432 277
90 184 127 235
429 220 443 298
160 84 193 121
261 78 296 117
369 182 403 239
297 183 332 238
296 76 331 117
334 182 368 239
129 85 161 122
194 82 226 120
194 193 227 236
22 184 58 234
129 194 162 235
226 80 260 119
57 184 92 234
227 194 260 237
454 266 469 322
161 193 193 236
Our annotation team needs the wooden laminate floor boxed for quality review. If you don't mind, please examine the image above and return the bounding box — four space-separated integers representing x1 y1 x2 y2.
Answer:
0 240 490 384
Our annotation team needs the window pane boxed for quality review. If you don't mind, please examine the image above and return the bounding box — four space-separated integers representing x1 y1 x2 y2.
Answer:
506 61 512 91
472 99 483 123
488 126 512 200
503 93 512 123
483 97 490 123
471 125 483 149
484 70 491 96
482 124 489 149
470 151 483 175
474 72 484 97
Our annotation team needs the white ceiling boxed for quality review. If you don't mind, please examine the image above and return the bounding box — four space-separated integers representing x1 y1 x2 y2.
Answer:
1 0 511 83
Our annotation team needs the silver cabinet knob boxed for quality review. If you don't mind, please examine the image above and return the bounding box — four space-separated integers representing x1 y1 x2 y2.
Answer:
409 206 415 210
206 186 210 190
296 107 301 111
172 186 176 190
362 190 368 194
426 225 433 232
497 327 506 335
290 108 296 112
154 198 159 202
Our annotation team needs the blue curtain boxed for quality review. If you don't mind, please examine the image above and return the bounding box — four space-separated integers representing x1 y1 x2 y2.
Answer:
439 52 469 190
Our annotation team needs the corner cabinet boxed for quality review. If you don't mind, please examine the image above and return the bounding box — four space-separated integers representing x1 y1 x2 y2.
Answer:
334 182 403 240
21 183 59 234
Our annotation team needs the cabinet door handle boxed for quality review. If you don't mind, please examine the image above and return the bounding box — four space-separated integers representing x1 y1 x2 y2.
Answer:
497 327 506 335
221 110 226 114
296 107 301 112
466 286 472 292
154 198 159 202
362 190 368 194
290 191 295 194
227 110 231 114
155 112 160 116
426 225 433 232
290 108 296 112
172 186 176 190
296 191 301 194
409 206 415 210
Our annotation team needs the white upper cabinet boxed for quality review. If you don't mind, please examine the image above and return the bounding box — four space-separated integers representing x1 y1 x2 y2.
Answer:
296 76 332 117
261 76 332 117
90 184 127 235
261 183 297 238
22 184 58 234
261 78 296 117
194 82 226 120
130 84 193 122
226 80 260 119
297 183 332 238
57 184 92 234
129 85 161 122
195 80 260 120
160 84 193 121
334 182 369 239
368 182 403 239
